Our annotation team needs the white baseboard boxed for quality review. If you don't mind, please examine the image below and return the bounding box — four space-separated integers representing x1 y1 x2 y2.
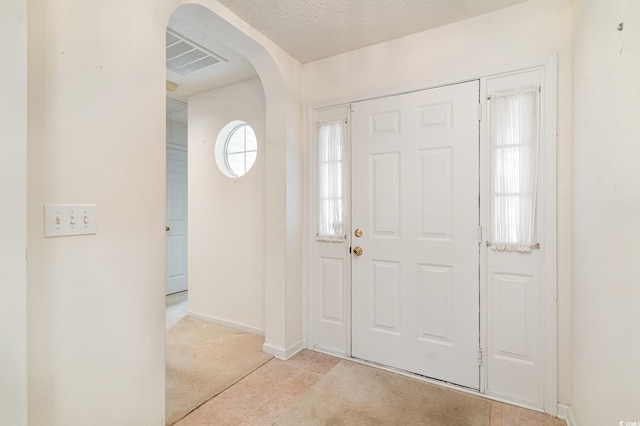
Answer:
263 339 307 360
557 403 569 420
557 404 576 426
186 310 264 336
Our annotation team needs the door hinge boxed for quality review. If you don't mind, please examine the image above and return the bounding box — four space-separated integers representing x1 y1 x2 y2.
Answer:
478 347 483 366
350 103 355 112
478 226 483 243
478 103 482 121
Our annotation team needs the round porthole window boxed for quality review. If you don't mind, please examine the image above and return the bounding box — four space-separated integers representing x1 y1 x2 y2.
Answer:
215 120 258 178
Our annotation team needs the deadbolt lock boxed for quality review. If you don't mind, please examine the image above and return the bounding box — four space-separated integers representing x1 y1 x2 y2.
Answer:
354 229 363 238
353 246 363 256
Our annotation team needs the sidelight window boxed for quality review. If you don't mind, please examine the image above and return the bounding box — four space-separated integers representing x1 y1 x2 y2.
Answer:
489 86 539 252
317 120 346 241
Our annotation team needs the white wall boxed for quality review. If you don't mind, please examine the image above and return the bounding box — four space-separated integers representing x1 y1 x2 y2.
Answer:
27 0 167 423
572 1 640 424
0 0 28 424
302 0 573 404
24 0 302 423
188 78 266 332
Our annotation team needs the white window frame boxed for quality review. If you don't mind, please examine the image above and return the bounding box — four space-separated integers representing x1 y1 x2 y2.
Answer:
215 120 258 178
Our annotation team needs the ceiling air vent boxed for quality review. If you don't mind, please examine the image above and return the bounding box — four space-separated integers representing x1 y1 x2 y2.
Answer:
166 29 226 75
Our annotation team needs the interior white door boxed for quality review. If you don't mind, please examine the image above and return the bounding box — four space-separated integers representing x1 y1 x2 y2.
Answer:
166 145 188 295
351 81 481 389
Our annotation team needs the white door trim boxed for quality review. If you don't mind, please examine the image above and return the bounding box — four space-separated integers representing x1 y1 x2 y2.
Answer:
306 54 557 414
540 56 559 417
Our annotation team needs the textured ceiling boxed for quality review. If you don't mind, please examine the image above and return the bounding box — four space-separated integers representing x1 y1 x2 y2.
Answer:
166 0 530 104
215 0 531 64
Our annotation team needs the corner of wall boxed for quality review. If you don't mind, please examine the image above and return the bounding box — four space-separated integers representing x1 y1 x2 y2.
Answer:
557 403 577 426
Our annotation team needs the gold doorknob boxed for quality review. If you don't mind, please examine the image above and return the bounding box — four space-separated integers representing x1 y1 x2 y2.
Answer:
353 246 363 256
165 226 170 232
354 229 363 238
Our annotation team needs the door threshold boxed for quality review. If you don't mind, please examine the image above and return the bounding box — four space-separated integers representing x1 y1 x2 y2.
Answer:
311 347 546 414
349 355 480 392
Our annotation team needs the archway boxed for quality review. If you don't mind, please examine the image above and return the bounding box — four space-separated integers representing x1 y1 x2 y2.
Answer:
164 1 304 360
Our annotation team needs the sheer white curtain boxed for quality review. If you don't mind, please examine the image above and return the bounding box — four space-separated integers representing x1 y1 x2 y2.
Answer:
317 120 345 241
489 86 539 252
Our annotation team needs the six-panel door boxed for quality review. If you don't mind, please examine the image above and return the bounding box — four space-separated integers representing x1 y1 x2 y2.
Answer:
351 81 481 389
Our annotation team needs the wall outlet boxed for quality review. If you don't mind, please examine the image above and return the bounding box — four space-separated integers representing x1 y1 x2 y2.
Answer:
44 204 97 237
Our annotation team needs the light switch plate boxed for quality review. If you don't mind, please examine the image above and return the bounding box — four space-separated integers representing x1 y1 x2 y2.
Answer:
44 204 97 237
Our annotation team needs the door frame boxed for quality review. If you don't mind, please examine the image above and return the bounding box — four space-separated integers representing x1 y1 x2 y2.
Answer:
306 54 557 414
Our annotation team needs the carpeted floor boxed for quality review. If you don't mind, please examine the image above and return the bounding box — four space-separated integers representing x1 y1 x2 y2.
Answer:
165 317 273 425
274 360 491 425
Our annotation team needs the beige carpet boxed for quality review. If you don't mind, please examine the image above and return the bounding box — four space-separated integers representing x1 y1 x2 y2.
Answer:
165 317 273 425
274 360 491 426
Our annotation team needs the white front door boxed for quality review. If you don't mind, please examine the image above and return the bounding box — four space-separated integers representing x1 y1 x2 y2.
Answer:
166 145 188 295
351 81 481 389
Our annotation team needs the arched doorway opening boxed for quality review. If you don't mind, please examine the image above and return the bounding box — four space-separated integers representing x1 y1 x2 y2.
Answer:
163 0 304 364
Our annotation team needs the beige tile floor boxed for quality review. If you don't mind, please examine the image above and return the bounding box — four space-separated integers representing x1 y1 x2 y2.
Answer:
167 295 565 426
